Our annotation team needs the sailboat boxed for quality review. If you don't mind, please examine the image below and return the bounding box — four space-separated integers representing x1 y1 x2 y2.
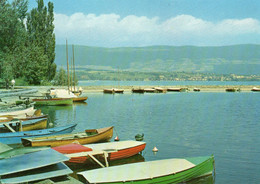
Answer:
50 42 87 102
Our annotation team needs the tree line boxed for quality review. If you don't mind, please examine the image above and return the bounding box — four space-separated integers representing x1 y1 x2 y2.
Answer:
0 0 56 86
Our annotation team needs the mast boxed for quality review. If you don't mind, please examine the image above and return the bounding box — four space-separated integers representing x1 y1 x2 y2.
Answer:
66 39 70 94
72 45 76 92
70 57 73 91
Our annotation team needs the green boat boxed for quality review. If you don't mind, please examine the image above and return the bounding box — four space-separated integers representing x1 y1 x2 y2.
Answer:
77 155 215 184
32 98 73 106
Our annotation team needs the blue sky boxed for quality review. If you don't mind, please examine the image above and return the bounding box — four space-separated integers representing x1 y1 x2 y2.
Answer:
28 0 260 47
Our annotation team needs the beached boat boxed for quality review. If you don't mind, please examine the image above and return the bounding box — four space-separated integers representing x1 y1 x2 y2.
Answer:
22 126 113 147
0 118 47 133
225 88 237 92
132 88 145 93
0 124 77 144
167 88 188 92
0 106 36 116
32 98 73 106
251 87 260 92
0 149 73 184
77 155 215 184
193 88 201 92
154 87 167 93
103 89 124 94
144 88 156 93
53 140 146 165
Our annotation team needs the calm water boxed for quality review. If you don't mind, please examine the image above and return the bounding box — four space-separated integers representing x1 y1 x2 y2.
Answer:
41 91 260 184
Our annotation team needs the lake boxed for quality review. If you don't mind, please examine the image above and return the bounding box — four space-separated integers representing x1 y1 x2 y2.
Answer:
41 91 260 183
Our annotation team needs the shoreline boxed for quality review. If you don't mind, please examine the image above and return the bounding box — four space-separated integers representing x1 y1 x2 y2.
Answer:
20 85 260 94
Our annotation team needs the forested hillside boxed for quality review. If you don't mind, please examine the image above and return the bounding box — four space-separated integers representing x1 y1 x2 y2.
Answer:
55 44 260 75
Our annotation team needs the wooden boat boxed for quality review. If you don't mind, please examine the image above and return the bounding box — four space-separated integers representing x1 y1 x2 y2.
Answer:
72 96 88 102
32 98 73 106
251 87 260 92
0 106 36 116
103 89 115 94
0 124 77 144
154 87 167 93
0 118 47 133
77 155 215 184
193 88 201 92
53 140 146 165
226 88 237 92
0 149 72 184
167 88 188 92
144 88 156 93
132 88 144 93
22 126 113 147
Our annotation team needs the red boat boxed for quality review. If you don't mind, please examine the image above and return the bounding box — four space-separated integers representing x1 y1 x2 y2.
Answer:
52 140 146 164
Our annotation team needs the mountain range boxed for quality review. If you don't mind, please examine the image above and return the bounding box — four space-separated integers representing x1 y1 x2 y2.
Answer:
55 44 260 75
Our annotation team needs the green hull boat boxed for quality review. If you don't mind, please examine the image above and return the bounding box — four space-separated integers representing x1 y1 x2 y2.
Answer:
32 98 73 106
78 155 215 184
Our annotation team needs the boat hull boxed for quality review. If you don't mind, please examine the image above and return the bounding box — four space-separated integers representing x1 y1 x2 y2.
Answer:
0 106 35 116
22 126 113 147
78 155 215 184
64 141 146 164
21 118 48 131
0 124 77 144
32 98 73 106
72 96 88 102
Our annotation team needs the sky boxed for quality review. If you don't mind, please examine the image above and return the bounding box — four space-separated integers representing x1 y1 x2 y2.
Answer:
27 0 260 47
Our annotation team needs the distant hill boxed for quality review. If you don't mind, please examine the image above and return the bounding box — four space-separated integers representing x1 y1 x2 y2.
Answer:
55 44 260 75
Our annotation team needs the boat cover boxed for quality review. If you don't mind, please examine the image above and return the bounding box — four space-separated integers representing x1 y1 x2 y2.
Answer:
0 149 69 176
0 162 72 184
78 158 197 183
52 143 93 154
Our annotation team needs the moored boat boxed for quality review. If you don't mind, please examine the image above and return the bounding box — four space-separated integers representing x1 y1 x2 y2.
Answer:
0 124 77 144
0 118 47 133
251 87 260 92
132 88 145 93
0 149 73 184
22 126 113 147
77 155 215 184
53 140 146 164
225 88 237 92
154 87 167 93
32 98 73 106
0 106 36 116
144 88 156 93
193 88 201 92
167 88 188 92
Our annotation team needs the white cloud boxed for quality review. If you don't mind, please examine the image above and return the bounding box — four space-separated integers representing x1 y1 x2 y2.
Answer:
54 13 260 47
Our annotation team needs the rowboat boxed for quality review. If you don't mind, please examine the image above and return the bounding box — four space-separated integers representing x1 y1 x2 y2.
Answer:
167 88 188 92
22 126 113 147
132 88 145 93
143 88 156 93
154 87 167 93
77 155 215 184
0 149 73 184
32 98 73 106
53 140 146 165
0 124 77 144
0 140 145 164
0 106 36 116
193 88 201 92
226 88 237 92
72 96 88 102
0 118 47 133
251 87 260 92
103 89 124 94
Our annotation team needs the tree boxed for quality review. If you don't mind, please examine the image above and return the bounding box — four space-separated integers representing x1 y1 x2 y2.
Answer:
26 0 56 81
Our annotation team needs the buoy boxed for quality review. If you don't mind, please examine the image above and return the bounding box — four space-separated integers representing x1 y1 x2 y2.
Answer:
152 146 158 152
49 122 54 127
114 136 119 141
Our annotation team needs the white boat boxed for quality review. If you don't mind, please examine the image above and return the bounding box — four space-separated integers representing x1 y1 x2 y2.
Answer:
0 106 36 117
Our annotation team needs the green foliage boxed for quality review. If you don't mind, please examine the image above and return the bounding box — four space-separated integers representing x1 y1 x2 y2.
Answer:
14 77 29 86
0 0 56 85
53 67 78 86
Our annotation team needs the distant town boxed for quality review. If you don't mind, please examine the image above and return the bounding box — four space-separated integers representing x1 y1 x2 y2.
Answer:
77 70 260 81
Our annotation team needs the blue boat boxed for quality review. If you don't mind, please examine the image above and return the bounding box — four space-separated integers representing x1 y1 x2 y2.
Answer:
0 124 77 144
0 149 73 184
